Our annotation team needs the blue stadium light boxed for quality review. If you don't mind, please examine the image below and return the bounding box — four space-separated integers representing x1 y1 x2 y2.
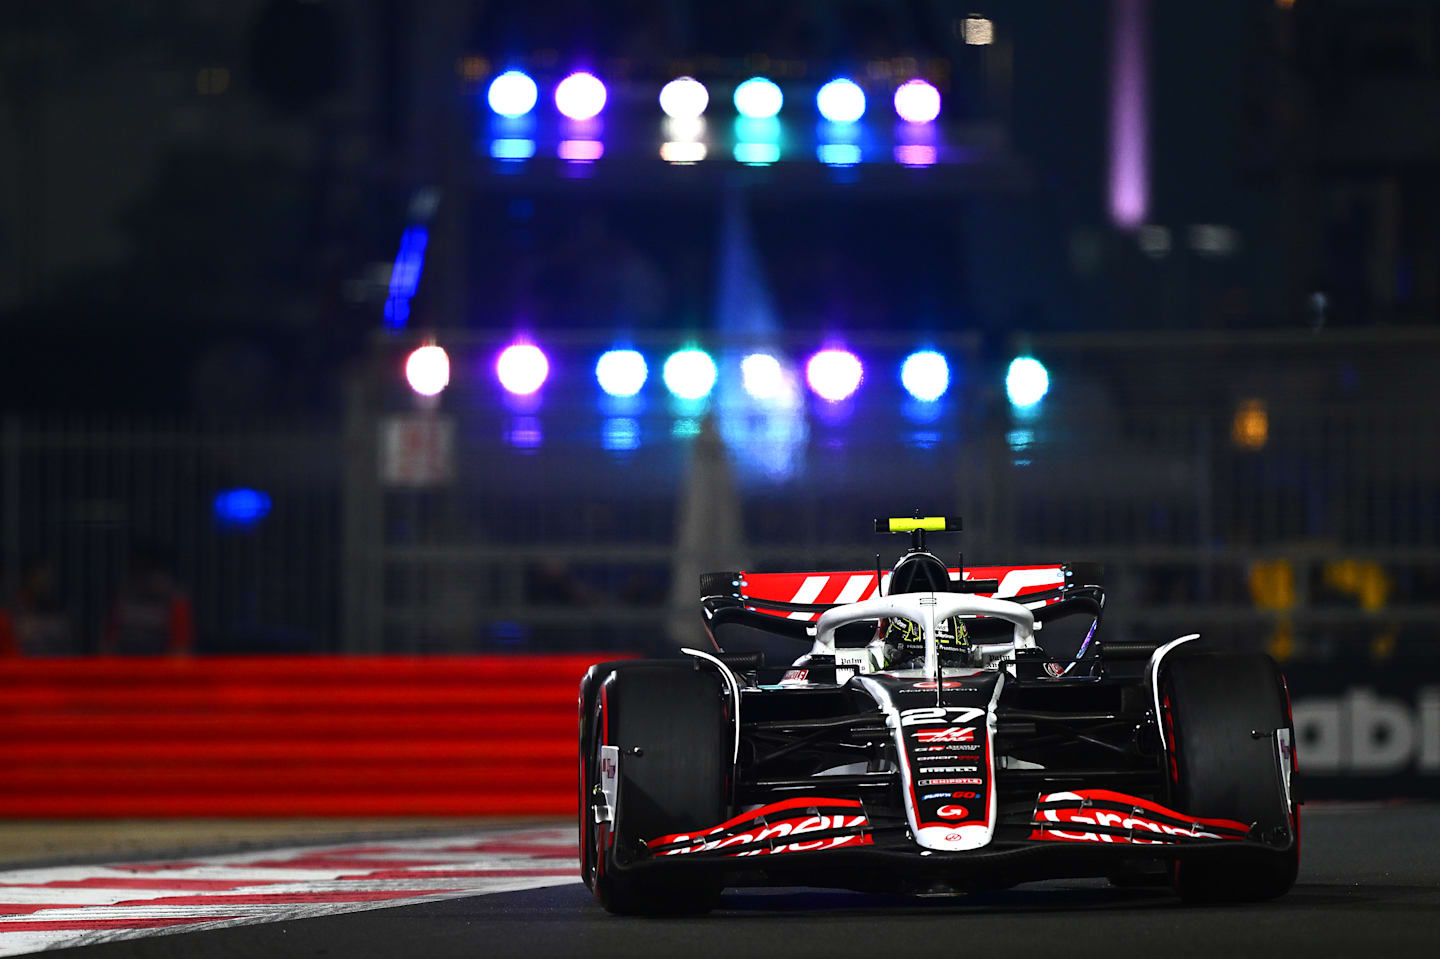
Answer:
489 138 536 161
741 352 784 401
602 417 641 451
817 143 861 166
734 77 783 119
816 78 866 123
487 70 538 118
662 349 717 400
734 141 780 165
382 226 428 330
595 349 648 398
901 350 950 401
1006 356 1050 408
214 488 272 529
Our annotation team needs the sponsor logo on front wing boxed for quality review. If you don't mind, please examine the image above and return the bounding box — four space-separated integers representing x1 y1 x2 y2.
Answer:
935 804 968 819
914 727 975 744
655 813 870 856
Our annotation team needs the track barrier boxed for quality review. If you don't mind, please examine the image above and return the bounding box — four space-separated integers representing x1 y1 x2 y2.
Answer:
0 655 622 817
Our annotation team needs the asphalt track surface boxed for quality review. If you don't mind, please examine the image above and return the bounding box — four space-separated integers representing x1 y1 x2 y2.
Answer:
51 804 1440 959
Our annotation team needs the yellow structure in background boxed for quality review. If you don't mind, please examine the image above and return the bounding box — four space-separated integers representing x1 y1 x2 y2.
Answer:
1249 558 1295 660
1323 558 1395 659
1250 556 1396 661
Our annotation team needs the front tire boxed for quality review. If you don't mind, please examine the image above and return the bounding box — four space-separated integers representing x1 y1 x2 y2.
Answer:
582 661 728 915
1162 652 1300 902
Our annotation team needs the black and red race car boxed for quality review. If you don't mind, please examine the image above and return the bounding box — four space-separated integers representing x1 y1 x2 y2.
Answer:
578 516 1300 914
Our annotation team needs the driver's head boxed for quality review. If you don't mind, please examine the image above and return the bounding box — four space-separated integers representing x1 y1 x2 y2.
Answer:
883 615 970 651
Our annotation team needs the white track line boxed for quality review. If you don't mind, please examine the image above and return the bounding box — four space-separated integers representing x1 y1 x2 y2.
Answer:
0 825 579 957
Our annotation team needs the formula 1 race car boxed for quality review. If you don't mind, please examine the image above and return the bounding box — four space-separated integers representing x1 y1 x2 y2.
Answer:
578 516 1300 914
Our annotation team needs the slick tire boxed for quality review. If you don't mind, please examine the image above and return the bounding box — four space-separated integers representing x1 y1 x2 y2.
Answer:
1161 653 1300 903
578 660 648 893
583 661 727 915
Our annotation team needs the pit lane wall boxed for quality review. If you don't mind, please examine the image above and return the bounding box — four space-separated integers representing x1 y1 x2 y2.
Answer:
0 655 616 816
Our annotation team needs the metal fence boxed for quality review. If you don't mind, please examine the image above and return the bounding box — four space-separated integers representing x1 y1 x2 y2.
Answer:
0 416 342 654
352 328 1440 661
3 329 1437 662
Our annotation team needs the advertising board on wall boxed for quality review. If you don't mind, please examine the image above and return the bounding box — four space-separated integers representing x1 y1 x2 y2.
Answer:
1287 665 1440 799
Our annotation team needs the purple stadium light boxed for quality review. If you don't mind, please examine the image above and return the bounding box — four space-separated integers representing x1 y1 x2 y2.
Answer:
554 72 607 121
894 79 941 124
806 349 864 402
496 343 550 395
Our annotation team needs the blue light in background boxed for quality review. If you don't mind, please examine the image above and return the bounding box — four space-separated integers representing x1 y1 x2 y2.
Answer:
908 430 942 449
733 117 781 166
734 77 783 119
602 417 641 451
817 143 861 166
489 138 536 160
214 488 271 529
596 350 648 397
505 415 543 450
734 141 781 165
740 352 784 401
1006 356 1050 408
487 70 538 118
663 349 717 400
382 226 429 330
901 350 950 401
816 78 866 123
671 416 702 438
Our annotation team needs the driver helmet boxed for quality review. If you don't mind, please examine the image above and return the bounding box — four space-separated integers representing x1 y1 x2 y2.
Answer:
883 614 970 653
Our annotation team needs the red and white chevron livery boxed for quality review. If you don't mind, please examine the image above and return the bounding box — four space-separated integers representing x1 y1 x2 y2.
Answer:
737 565 1066 621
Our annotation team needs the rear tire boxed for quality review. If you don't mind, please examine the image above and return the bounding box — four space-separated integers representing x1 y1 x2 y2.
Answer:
1162 653 1300 902
583 662 727 915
